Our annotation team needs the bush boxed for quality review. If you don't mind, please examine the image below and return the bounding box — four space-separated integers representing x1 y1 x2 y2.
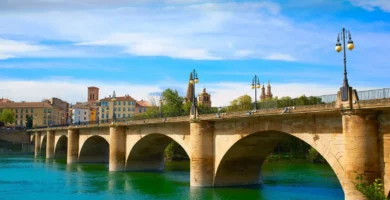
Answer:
353 173 388 200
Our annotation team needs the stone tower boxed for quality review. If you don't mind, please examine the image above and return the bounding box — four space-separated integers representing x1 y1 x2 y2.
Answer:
266 81 273 99
198 88 211 108
185 72 194 103
260 83 266 101
88 86 99 103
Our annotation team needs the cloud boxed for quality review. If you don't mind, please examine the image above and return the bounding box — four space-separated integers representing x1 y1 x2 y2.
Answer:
264 53 296 62
349 0 390 12
0 78 377 107
0 38 46 59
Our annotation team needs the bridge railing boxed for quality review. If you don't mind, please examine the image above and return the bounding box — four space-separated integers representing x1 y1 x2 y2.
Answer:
318 88 390 103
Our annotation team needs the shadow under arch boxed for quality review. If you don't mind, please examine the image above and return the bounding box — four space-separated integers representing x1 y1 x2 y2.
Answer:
40 135 47 156
79 135 109 163
126 133 189 171
213 130 344 195
54 135 68 159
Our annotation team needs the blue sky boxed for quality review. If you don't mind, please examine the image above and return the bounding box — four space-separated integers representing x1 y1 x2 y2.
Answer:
0 0 389 106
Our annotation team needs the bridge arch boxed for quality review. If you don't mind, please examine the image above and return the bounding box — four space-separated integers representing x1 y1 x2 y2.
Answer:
213 120 346 195
54 135 67 159
126 133 190 171
79 135 109 163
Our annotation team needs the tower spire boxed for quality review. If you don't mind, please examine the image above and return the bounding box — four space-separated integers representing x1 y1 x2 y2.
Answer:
185 72 194 103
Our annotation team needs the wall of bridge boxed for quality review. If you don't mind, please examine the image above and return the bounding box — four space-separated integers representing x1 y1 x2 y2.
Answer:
379 111 390 198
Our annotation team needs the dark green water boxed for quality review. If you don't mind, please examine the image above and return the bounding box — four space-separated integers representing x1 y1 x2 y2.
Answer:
0 156 343 200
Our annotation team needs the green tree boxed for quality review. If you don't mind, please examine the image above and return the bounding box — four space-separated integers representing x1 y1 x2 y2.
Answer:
228 95 252 111
0 109 15 125
161 89 185 117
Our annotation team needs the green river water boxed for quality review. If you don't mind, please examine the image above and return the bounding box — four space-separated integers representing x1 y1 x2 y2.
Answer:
0 156 343 200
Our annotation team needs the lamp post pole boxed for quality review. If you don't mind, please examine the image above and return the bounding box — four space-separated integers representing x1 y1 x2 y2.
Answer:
159 93 164 118
335 28 355 101
111 98 116 123
189 69 199 117
251 75 260 111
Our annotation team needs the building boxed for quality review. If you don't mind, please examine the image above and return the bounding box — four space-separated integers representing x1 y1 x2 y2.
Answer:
0 98 69 127
198 88 212 108
260 81 273 101
70 105 90 124
135 100 152 115
184 72 194 104
98 91 152 120
88 86 99 103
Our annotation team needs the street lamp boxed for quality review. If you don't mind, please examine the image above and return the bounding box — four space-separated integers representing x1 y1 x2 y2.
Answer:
251 75 261 111
111 97 117 123
335 28 355 101
159 93 165 118
189 69 199 117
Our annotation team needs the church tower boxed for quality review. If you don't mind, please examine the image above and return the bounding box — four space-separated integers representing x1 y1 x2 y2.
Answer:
198 88 211 108
184 72 194 103
260 83 266 101
266 81 273 99
88 86 99 103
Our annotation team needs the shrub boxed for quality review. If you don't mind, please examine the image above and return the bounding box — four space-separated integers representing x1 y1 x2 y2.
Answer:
353 173 388 200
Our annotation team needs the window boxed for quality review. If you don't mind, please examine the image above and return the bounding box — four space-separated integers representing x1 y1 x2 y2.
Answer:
139 108 142 113
128 101 130 105
128 114 130 117
15 109 18 113
118 101 121 105
102 114 104 119
84 117 86 120
118 108 121 111
114 108 117 111
132 108 135 111
128 108 130 111
114 102 117 105
44 120 46 124
31 108 34 113
102 108 105 112
144 108 146 112
84 112 86 115
44 115 46 119
26 114 28 118
106 114 108 118
26 109 28 113
117 114 120 118
44 108 47 113
48 109 52 113
16 115 18 119
21 109 23 113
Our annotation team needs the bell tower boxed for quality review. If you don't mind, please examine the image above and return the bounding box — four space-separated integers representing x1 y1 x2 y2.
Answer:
198 88 211 108
88 86 99 103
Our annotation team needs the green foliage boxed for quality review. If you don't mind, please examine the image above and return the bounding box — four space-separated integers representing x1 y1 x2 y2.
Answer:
307 147 325 163
0 109 15 125
164 141 189 161
353 173 388 200
162 89 185 117
228 95 252 111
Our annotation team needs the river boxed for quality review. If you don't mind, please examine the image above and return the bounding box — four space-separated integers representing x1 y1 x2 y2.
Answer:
0 156 343 200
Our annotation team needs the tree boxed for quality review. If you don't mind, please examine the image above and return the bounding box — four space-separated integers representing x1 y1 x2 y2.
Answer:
0 109 15 125
161 89 185 117
354 173 388 200
228 95 252 111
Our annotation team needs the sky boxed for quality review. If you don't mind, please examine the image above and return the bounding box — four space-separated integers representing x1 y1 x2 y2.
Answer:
0 0 389 106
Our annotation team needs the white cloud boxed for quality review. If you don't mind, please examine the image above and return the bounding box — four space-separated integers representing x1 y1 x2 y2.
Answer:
0 79 377 107
0 38 46 59
264 53 296 62
349 0 390 12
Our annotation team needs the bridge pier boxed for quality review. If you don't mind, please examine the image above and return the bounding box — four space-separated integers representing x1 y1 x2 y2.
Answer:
34 131 41 158
46 130 55 159
342 110 380 200
67 129 79 164
190 121 214 187
109 126 126 171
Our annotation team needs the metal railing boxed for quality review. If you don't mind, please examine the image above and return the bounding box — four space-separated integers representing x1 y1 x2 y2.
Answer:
318 88 390 103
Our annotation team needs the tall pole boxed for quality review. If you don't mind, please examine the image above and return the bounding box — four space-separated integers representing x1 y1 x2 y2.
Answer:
254 75 258 110
342 28 348 88
160 94 163 118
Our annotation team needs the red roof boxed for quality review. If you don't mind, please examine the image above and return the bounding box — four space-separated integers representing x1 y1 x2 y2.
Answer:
99 95 135 102
136 100 151 107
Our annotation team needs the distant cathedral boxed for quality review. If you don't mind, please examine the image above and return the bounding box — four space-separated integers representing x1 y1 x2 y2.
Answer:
184 72 212 108
260 81 273 101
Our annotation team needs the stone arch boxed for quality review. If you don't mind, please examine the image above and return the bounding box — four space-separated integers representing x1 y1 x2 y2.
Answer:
79 135 109 163
31 134 35 142
126 133 190 171
214 129 345 195
40 135 47 155
54 135 67 159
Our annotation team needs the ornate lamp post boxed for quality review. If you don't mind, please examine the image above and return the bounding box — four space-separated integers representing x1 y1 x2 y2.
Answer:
189 69 199 117
251 75 261 111
159 93 165 118
335 28 355 101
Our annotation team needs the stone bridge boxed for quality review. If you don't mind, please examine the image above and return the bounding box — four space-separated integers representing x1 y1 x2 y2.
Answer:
29 92 390 200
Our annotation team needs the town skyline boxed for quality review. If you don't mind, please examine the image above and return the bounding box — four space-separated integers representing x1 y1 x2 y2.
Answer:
1 0 389 106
